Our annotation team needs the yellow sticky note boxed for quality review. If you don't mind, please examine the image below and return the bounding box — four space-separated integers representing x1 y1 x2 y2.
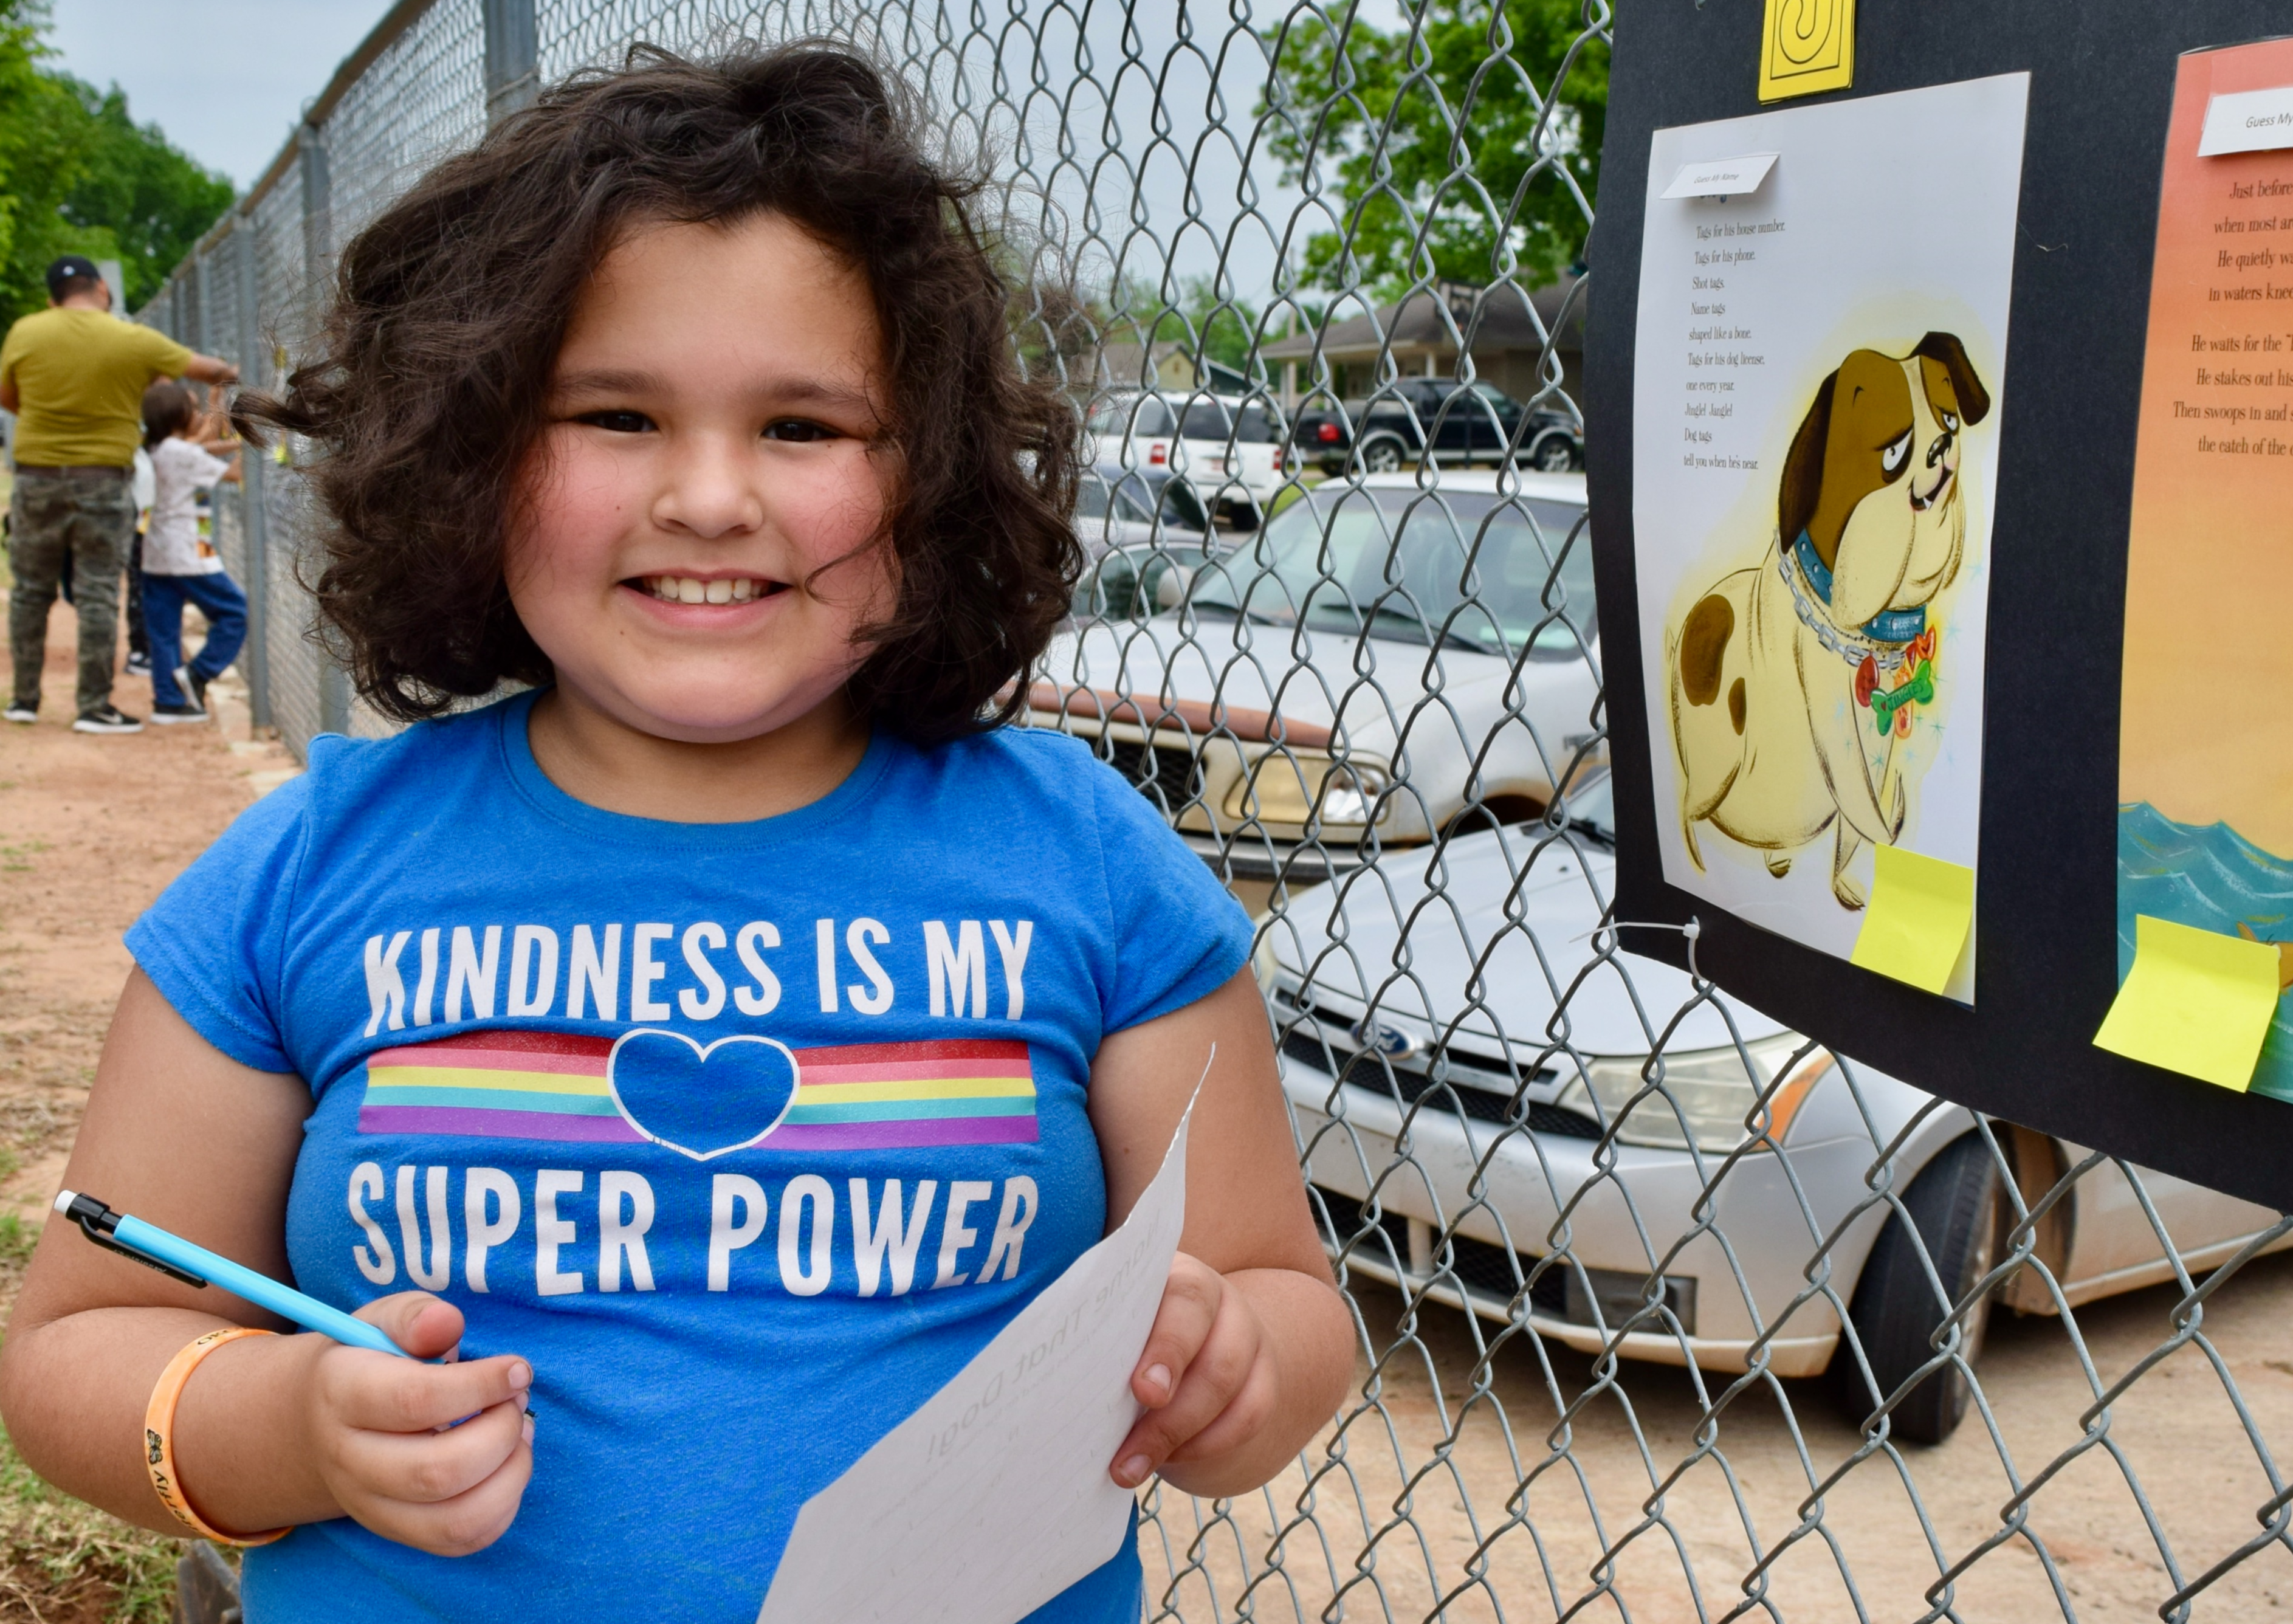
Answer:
1759 0 1855 102
1850 845 1974 995
2094 915 2280 1092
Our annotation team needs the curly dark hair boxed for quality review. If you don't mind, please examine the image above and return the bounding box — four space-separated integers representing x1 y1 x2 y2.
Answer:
238 42 1081 739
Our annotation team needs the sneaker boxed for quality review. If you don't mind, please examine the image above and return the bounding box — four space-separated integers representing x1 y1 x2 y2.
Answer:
3 704 33 725
123 652 151 676
174 666 210 712
150 701 208 725
72 704 143 735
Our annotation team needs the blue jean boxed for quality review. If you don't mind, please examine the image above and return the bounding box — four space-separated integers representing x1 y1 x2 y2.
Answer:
142 571 247 707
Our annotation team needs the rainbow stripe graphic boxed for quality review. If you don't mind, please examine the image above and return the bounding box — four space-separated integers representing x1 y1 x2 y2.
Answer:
357 1032 1038 1150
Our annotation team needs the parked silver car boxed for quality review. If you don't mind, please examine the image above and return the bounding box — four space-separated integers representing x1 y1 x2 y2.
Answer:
1034 469 1600 882
1263 770 2293 1441
1076 463 1209 551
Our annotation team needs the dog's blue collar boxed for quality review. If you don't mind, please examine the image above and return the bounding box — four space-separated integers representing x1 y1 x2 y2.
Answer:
1791 530 1927 645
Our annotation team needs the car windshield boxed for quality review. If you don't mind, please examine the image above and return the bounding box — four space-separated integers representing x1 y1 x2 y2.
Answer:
1559 770 1615 846
1186 486 1594 656
1076 470 1205 533
1147 475 1209 532
1075 546 1197 622
1076 470 1153 525
1180 400 1280 443
1086 395 1175 438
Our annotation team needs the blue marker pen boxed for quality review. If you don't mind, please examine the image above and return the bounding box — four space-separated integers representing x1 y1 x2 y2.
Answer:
54 1191 411 1360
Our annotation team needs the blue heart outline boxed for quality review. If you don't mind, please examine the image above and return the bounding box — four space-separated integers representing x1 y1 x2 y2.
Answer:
604 1029 802 1161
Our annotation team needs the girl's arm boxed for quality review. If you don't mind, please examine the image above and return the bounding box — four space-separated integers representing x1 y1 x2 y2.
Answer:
1089 969 1353 1498
193 386 236 447
0 972 533 1552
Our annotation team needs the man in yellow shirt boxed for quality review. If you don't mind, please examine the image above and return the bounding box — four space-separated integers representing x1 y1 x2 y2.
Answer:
1 255 238 733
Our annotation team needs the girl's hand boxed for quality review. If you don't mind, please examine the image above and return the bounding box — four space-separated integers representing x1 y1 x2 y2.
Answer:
303 1293 535 1557
1109 1252 1278 1490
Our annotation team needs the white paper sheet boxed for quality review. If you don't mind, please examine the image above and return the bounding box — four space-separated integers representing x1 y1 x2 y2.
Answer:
755 1092 1194 1624
1630 75 2029 1003
1660 152 1778 200
2199 83 2293 156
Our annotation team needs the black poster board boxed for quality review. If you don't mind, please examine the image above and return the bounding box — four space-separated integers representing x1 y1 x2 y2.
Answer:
1586 2 2293 1209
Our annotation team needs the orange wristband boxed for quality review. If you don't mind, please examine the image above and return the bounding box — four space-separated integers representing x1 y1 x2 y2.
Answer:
144 1327 291 1547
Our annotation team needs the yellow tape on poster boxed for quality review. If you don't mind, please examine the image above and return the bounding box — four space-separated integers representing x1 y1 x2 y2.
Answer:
1760 0 1855 102
2094 916 2280 1092
1849 846 1973 995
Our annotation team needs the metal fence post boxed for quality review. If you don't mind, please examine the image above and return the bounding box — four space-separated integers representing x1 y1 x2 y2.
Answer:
182 256 201 353
484 0 538 125
299 121 351 738
233 220 272 731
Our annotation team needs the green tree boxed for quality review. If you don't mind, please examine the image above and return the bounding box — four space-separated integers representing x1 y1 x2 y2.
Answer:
1174 274 1264 379
58 77 235 310
0 1 232 323
0 1 89 312
1090 273 1282 387
1263 1 1607 300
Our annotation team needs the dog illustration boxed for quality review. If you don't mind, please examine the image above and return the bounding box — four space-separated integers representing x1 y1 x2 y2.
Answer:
1668 332 1991 909
2236 923 2293 991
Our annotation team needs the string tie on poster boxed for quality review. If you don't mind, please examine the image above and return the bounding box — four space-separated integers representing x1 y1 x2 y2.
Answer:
1574 918 1705 980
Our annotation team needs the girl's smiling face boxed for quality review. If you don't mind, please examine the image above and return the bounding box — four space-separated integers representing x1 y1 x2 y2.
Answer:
508 212 899 745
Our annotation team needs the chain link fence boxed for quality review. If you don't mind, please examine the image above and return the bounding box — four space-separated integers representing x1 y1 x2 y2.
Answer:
139 3 2293 1619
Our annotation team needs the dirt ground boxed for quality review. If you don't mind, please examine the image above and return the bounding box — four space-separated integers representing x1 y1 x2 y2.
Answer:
2 600 2291 1622
0 608 297 1234
1146 1256 2293 1623
0 596 295 1621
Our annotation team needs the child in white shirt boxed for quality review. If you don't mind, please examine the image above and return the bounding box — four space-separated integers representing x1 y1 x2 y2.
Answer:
139 380 245 723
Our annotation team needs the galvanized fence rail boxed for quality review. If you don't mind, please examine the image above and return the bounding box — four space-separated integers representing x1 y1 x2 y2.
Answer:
143 3 2293 1619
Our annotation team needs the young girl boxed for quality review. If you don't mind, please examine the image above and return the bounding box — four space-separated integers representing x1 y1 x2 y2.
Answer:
138 379 247 723
0 46 1350 1623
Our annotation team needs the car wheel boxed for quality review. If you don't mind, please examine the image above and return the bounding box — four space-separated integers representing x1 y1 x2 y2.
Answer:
1531 432 1581 473
1838 1132 2001 1445
1359 435 1407 475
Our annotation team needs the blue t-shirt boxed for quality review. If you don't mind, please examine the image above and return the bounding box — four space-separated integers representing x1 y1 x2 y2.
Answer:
125 691 1251 1623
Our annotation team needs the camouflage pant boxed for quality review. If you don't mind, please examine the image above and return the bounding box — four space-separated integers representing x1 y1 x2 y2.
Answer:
8 466 135 715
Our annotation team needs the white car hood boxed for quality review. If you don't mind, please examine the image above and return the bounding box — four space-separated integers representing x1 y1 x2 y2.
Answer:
1266 833 1789 1059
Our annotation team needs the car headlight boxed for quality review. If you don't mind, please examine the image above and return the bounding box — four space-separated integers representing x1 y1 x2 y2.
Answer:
1225 752 1391 828
1558 1032 1829 1154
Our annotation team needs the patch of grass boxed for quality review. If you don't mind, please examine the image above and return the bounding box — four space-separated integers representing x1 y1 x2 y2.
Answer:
0 842 46 874
0 1216 32 1271
0 1420 177 1623
1265 482 1311 521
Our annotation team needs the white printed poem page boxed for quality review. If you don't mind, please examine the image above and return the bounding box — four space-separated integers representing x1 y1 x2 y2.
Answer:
754 1093 1193 1623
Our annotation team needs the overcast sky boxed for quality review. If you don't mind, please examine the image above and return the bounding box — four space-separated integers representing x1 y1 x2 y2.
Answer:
46 1 394 188
39 0 1418 301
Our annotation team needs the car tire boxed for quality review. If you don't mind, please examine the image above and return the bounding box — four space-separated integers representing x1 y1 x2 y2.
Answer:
1837 1132 2001 1445
1530 432 1581 473
1359 434 1408 475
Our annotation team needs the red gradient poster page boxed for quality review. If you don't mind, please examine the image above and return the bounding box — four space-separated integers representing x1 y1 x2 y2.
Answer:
2117 38 2293 1102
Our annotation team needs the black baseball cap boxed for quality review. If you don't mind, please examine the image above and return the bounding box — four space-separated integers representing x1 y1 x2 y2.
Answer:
44 255 103 300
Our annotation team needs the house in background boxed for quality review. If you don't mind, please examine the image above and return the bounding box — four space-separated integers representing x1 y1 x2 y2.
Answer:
1086 340 1252 400
1262 277 1586 411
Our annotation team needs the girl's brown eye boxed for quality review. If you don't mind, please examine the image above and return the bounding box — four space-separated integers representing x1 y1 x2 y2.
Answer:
764 419 836 443
580 410 654 433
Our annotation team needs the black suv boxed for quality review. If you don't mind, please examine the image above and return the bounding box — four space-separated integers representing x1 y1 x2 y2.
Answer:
1290 379 1581 476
